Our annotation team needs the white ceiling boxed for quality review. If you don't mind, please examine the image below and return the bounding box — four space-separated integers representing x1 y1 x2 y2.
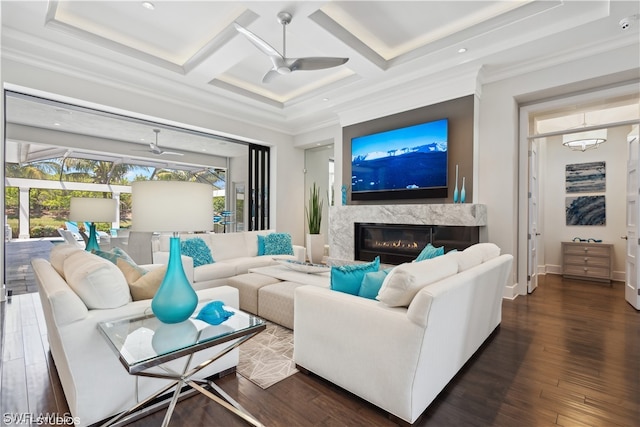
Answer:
2 0 639 160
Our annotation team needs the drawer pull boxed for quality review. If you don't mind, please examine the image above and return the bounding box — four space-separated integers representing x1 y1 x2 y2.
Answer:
584 257 588 262
584 267 588 272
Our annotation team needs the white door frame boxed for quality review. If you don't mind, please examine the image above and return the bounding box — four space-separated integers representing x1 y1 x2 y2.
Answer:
625 128 640 309
518 82 639 296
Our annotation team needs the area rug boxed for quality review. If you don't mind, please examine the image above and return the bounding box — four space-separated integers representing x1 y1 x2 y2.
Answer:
237 322 298 389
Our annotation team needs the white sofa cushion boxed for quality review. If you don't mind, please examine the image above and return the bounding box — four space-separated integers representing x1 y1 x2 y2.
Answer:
50 244 83 278
63 251 132 309
209 232 250 261
193 261 237 283
377 255 459 307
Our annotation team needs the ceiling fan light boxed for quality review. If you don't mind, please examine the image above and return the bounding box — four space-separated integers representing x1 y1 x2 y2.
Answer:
562 129 607 152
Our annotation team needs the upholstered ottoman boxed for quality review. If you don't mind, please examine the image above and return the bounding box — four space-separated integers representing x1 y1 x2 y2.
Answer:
227 273 281 314
258 281 302 330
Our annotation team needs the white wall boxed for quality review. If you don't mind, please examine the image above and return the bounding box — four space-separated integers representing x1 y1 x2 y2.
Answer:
1 59 307 245
542 127 629 279
478 43 639 296
304 145 333 241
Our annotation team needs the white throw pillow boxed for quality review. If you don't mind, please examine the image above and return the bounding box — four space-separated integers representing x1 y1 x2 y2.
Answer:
448 243 501 272
63 251 132 309
376 255 459 307
470 243 501 262
446 250 482 272
49 244 83 278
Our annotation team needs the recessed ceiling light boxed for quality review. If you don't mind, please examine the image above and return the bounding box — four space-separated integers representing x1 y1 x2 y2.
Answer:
141 2 155 10
457 48 467 54
322 98 329 102
53 122 61 126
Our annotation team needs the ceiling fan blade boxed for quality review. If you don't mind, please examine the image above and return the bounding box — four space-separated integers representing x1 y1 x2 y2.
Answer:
234 22 284 63
262 69 280 84
290 57 349 71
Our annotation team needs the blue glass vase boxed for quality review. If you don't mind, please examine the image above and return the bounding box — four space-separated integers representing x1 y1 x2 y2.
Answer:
460 177 466 203
85 223 100 252
151 236 198 324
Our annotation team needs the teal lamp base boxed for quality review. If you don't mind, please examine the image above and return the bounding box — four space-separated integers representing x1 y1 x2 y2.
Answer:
151 236 198 324
85 223 100 252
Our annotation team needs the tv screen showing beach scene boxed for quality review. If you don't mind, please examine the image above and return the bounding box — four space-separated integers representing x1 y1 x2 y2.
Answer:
351 118 448 197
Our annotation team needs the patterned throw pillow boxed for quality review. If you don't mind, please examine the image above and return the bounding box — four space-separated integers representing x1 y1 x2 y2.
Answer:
263 233 294 256
414 243 444 262
181 237 214 267
92 247 148 284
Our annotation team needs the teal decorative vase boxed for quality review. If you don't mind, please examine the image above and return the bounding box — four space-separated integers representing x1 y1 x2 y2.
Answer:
151 236 198 324
85 223 100 252
460 177 466 203
453 164 459 203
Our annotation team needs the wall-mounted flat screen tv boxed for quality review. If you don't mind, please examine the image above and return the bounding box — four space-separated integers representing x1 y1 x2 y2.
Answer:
351 118 448 201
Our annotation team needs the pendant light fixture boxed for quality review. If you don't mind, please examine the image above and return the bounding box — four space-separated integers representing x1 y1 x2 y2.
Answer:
562 113 607 152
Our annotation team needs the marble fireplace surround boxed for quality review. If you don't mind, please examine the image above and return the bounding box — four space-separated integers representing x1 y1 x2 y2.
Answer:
329 204 487 261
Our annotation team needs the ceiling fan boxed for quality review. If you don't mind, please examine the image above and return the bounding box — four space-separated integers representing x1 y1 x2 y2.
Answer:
138 129 184 156
234 11 349 83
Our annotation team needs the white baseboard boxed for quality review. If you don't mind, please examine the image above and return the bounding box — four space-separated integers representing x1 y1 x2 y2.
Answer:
502 282 520 300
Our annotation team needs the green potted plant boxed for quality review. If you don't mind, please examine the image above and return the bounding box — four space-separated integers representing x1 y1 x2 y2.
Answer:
306 182 324 263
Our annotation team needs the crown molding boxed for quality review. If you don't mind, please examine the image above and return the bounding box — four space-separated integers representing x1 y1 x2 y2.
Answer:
480 33 640 85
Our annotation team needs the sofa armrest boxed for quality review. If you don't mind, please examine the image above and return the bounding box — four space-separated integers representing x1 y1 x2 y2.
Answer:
294 286 424 418
32 258 88 326
151 251 195 284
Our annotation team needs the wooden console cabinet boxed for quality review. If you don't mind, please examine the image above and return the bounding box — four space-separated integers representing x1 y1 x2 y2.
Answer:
561 241 613 283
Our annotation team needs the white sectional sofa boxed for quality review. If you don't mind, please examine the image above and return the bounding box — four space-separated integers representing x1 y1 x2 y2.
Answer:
32 245 241 427
153 230 305 290
294 243 513 425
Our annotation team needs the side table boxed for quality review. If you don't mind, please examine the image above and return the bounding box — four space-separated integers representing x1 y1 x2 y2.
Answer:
98 305 266 427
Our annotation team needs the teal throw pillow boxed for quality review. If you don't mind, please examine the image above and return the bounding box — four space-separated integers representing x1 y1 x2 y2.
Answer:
263 233 294 256
415 243 444 262
93 247 147 276
257 235 266 256
358 268 391 300
331 257 380 295
181 238 214 267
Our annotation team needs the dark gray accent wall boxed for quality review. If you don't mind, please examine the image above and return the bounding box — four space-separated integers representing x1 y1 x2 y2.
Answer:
342 94 474 205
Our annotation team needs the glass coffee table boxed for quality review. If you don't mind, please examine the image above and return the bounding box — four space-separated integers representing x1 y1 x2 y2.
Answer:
98 304 266 427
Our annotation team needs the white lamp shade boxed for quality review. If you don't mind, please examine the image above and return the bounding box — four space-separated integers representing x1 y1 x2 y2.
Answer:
69 198 117 223
131 181 213 232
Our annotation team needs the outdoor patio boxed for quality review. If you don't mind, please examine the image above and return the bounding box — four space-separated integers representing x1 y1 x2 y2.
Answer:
5 238 59 295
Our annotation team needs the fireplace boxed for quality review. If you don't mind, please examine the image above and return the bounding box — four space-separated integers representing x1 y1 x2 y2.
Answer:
354 223 479 264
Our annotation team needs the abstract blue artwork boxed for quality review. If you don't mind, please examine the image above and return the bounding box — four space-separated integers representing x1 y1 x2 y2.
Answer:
566 196 606 226
565 161 606 193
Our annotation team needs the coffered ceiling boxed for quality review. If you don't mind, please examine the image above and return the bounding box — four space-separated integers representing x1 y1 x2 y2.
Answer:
2 1 639 157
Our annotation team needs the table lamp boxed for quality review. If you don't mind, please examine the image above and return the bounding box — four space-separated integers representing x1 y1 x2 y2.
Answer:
131 181 213 324
69 197 118 252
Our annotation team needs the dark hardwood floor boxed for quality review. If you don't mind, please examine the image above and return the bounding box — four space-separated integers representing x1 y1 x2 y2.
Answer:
1 274 638 426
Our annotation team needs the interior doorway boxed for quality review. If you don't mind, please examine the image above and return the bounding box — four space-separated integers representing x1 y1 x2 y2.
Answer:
303 144 334 250
518 83 640 297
